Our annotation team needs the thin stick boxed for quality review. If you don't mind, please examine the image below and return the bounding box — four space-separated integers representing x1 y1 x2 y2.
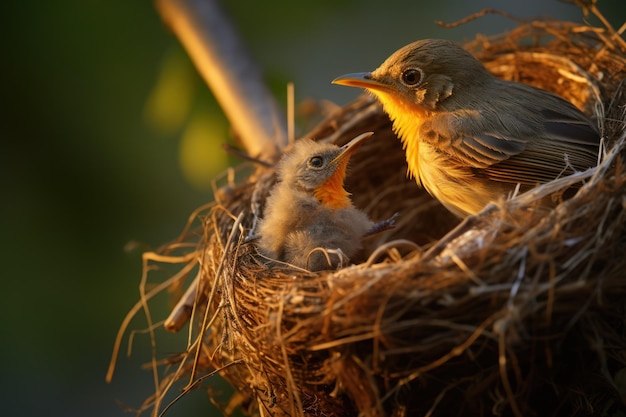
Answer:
163 272 201 333
276 294 304 416
189 212 245 384
498 327 523 417
436 8 525 28
139 253 162 413
287 82 295 144
106 252 198 383
156 0 287 158
421 208 490 262
158 359 244 417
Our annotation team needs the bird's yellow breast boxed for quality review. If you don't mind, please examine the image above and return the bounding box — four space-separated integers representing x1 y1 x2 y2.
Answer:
372 91 426 183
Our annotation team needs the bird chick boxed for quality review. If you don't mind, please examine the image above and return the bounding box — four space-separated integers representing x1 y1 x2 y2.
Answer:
333 38 600 217
257 132 375 271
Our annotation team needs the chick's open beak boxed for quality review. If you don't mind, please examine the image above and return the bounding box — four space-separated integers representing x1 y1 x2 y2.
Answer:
332 72 390 92
330 132 374 166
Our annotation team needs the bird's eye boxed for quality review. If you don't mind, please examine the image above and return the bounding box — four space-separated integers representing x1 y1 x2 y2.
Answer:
308 156 324 168
401 68 423 86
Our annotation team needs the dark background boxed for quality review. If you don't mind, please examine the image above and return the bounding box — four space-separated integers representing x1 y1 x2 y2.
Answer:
2 1 623 416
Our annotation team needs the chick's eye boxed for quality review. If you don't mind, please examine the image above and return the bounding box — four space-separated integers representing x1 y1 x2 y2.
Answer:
309 156 323 168
401 69 422 86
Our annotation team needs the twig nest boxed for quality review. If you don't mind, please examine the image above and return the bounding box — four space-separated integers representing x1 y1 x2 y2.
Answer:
169 18 626 417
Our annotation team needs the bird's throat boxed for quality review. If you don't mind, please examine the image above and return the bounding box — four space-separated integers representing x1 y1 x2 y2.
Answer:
374 92 424 184
314 161 351 210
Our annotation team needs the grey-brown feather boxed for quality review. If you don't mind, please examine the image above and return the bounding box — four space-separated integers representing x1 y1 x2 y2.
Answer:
282 208 372 271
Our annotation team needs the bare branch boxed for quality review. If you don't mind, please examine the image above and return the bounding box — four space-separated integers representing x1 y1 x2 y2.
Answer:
156 0 287 159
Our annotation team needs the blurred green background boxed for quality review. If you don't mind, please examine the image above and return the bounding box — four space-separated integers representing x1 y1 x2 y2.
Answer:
1 1 623 416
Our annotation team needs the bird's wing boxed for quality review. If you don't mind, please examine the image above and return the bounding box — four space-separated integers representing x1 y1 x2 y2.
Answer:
483 107 599 185
421 104 599 185
420 110 527 169
453 132 526 168
539 108 599 147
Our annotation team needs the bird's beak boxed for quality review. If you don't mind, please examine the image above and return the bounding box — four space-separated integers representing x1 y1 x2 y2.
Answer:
330 132 373 165
332 72 390 92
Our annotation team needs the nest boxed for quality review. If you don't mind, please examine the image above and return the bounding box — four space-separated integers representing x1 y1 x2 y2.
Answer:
115 12 626 417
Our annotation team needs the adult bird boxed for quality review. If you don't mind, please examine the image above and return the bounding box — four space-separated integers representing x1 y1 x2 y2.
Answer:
333 39 600 217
